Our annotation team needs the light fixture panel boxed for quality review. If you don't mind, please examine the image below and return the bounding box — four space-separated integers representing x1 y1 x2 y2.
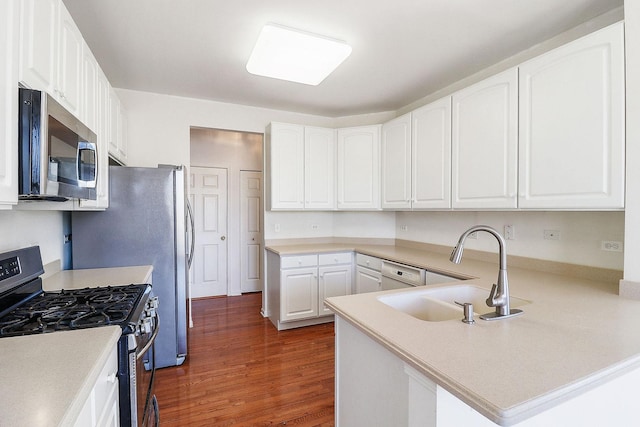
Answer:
246 24 352 86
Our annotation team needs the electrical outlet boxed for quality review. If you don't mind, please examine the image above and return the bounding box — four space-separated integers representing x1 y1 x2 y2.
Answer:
601 241 623 252
544 230 560 240
504 225 515 240
274 223 281 232
400 225 408 231
311 224 319 230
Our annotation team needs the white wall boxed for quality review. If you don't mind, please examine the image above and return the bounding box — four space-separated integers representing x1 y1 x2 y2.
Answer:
264 211 396 240
397 211 624 270
0 210 63 267
118 88 394 169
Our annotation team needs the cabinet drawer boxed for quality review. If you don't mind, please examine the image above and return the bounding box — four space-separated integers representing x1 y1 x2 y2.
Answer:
281 254 318 269
356 253 382 271
93 347 119 420
319 252 352 266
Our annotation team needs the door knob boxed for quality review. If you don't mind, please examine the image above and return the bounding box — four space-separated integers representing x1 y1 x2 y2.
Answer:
221 236 226 241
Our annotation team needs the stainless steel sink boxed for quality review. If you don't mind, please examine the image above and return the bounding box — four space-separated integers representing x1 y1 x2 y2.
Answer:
377 285 530 322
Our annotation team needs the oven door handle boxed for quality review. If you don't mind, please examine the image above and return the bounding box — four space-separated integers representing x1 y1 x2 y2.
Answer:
137 313 160 360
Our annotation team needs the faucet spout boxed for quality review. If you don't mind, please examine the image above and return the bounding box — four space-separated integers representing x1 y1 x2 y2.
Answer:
449 225 523 320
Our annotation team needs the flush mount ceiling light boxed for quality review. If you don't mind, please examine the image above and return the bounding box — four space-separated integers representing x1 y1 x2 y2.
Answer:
246 24 352 86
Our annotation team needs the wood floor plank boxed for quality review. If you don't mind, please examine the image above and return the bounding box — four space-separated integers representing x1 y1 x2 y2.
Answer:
154 293 335 426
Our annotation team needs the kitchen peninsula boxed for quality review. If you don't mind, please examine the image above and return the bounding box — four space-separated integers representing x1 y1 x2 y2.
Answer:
267 241 638 426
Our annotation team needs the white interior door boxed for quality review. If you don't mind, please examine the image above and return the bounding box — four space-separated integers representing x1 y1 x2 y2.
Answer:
240 171 263 293
190 166 228 297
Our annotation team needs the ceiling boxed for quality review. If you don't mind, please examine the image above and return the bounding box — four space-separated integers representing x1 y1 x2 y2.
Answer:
62 0 623 117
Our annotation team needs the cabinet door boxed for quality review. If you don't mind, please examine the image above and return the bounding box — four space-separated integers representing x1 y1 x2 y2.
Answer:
355 266 382 294
108 88 128 165
57 3 82 116
337 125 381 210
381 113 412 210
19 0 58 93
281 267 318 322
412 97 452 209
305 126 336 210
0 0 18 208
81 41 98 132
268 123 304 210
518 23 625 209
452 68 518 209
318 264 352 316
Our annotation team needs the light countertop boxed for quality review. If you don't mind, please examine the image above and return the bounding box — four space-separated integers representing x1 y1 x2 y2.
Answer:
42 265 153 291
0 326 121 427
1 265 153 426
267 242 637 425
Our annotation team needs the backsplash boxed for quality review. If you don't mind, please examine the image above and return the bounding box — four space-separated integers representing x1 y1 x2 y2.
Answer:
396 211 624 270
0 210 64 266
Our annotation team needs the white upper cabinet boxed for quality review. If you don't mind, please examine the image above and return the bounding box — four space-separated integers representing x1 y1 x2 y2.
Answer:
381 113 412 209
304 126 336 210
19 0 58 93
19 0 83 117
518 22 625 209
267 122 305 210
108 88 128 165
0 0 19 208
56 4 82 117
81 41 98 133
412 97 452 209
267 123 336 211
337 125 381 210
452 68 518 209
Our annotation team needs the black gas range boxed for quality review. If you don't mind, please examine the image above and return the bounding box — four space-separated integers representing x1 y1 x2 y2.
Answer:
0 246 159 427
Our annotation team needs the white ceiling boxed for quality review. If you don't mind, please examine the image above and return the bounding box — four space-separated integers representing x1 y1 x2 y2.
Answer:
62 0 623 117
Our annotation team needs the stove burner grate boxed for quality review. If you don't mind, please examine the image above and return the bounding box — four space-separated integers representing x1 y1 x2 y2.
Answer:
0 284 148 337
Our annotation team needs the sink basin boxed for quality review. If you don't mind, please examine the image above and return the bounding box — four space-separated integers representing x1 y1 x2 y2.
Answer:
377 285 530 322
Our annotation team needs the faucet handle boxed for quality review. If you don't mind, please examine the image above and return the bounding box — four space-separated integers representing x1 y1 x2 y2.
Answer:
486 283 498 307
454 301 475 324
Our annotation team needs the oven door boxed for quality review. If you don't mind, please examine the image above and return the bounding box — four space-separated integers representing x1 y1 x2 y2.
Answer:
137 317 159 427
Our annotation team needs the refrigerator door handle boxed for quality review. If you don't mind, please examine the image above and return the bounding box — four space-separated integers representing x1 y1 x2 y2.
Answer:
186 197 195 269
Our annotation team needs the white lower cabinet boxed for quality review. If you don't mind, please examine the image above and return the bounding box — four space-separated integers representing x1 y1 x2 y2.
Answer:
355 253 382 293
281 265 319 322
268 251 352 330
73 341 119 427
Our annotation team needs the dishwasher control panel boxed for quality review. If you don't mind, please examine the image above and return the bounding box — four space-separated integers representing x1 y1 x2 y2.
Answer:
381 260 426 287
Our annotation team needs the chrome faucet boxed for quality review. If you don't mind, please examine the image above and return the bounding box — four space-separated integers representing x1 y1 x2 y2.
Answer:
450 225 523 320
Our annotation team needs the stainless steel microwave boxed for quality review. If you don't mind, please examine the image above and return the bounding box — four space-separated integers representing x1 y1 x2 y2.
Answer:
18 88 98 201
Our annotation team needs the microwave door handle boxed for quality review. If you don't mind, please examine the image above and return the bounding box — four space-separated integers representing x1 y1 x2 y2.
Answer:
76 141 97 188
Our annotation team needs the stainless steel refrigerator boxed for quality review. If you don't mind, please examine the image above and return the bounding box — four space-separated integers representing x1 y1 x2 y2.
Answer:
72 165 194 368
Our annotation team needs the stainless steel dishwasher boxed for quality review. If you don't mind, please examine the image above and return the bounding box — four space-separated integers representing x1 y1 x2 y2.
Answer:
380 260 426 290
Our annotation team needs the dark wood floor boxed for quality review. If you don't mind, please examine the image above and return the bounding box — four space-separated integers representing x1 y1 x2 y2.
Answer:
154 293 335 426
